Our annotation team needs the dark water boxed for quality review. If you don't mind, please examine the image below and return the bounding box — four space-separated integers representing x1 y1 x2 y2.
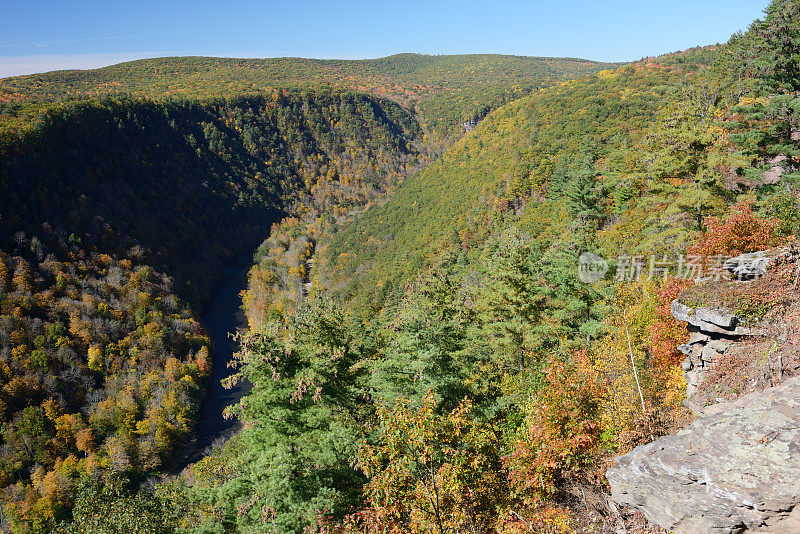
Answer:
173 254 253 470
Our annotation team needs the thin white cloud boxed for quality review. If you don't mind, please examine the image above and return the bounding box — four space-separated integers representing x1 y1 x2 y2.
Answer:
0 51 201 78
0 33 193 49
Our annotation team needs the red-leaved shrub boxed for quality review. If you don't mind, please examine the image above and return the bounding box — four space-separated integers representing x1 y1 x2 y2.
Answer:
649 278 692 370
505 350 602 506
690 200 784 257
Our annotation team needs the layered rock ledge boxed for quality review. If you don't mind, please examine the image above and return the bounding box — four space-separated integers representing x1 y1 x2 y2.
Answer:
669 300 762 410
607 376 800 533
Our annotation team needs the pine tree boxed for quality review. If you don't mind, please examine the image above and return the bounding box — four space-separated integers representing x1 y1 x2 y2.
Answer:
725 0 800 187
369 268 471 409
476 229 551 371
210 297 370 532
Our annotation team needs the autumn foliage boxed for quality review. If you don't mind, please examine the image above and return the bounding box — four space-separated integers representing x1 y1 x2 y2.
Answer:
352 393 507 534
649 278 692 370
505 351 602 507
0 232 210 529
689 199 785 257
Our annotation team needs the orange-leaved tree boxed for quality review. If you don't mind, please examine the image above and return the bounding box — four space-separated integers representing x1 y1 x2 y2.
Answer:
649 277 692 371
505 349 602 508
349 392 506 534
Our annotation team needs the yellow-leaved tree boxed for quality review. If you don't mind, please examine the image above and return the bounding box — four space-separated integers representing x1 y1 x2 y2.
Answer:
592 280 687 452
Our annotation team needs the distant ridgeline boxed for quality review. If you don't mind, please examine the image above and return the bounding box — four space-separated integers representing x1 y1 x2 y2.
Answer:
0 53 618 145
315 45 725 317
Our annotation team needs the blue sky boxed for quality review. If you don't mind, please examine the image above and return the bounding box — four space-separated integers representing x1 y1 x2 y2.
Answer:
0 0 770 77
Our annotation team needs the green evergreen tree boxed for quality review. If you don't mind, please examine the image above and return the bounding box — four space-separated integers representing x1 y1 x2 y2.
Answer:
195 298 370 533
725 0 800 187
370 268 471 409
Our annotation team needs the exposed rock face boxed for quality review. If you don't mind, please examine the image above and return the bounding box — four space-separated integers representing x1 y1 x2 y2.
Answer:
762 154 787 184
609 247 800 531
607 376 800 533
670 301 760 337
670 300 762 406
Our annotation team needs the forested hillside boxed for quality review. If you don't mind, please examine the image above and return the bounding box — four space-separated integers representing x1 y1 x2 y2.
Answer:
171 1 800 532
0 54 616 145
316 66 686 315
0 88 420 530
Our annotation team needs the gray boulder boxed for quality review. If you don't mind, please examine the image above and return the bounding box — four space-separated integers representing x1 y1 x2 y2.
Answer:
671 300 695 324
688 332 710 344
696 307 737 328
607 376 800 533
671 301 762 336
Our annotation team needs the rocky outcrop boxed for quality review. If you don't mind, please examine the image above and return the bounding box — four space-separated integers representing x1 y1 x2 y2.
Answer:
670 300 763 408
607 246 800 532
607 376 800 533
670 300 757 336
762 154 787 184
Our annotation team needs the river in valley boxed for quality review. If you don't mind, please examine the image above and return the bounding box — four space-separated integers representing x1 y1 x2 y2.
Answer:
173 253 253 471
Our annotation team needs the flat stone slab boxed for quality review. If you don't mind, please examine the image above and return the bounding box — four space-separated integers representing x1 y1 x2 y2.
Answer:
607 376 800 533
696 306 737 328
671 300 762 336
